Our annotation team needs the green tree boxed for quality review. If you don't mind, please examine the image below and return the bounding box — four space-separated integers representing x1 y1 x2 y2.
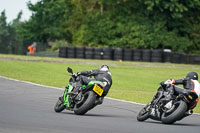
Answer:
70 0 200 53
0 10 9 53
8 11 24 54
21 0 73 43
18 0 200 54
137 0 200 19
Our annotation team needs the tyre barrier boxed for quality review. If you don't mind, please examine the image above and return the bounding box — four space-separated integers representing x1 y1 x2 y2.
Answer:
102 48 113 60
188 55 195 64
76 47 85 59
67 46 75 58
142 49 151 62
133 49 142 61
59 47 67 58
193 55 200 64
59 47 200 65
170 53 187 64
85 47 94 59
113 48 123 60
151 49 163 62
123 49 133 61
171 52 181 64
188 55 200 64
163 51 171 63
94 48 103 60
179 53 187 64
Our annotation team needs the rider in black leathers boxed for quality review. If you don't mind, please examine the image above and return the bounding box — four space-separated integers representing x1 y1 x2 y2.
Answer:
170 72 199 110
73 65 112 104
152 72 200 114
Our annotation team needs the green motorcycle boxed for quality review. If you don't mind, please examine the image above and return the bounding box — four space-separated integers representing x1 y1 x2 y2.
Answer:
54 67 105 115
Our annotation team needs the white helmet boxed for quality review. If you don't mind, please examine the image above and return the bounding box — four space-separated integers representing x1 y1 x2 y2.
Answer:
100 65 109 71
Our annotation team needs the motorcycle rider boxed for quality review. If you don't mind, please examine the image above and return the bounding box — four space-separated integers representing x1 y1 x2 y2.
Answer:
162 72 200 114
72 65 112 105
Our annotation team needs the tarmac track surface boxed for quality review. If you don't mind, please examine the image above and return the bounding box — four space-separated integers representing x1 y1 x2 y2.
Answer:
0 76 200 133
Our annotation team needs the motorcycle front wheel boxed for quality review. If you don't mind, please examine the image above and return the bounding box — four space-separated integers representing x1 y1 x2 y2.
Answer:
54 97 66 113
137 104 150 121
74 91 96 115
161 100 187 124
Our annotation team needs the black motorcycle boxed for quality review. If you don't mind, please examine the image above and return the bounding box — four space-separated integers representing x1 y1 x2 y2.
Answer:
54 67 106 115
137 82 198 124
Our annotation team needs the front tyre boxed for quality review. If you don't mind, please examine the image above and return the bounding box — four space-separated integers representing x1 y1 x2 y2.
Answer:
74 91 96 115
161 100 187 124
137 104 150 121
54 98 66 113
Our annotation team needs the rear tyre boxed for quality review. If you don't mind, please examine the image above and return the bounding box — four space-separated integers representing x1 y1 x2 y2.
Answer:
137 104 150 121
54 98 66 113
161 100 187 124
74 91 96 115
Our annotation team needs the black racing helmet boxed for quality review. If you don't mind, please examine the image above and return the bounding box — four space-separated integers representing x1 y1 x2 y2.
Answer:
186 72 198 80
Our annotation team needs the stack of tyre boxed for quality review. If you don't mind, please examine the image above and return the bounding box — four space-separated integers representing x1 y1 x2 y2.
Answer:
163 49 171 63
142 49 151 62
85 47 93 59
113 48 123 60
94 48 103 60
67 47 76 58
123 49 133 61
59 47 67 58
76 47 85 59
151 49 163 62
59 47 200 65
133 49 142 61
102 48 113 60
188 54 200 64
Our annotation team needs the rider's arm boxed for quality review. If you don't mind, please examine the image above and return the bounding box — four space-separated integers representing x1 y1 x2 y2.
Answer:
90 69 99 76
78 71 90 76
173 78 187 85
78 69 99 76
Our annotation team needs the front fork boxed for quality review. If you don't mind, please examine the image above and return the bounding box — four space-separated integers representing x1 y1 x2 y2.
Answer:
63 84 73 107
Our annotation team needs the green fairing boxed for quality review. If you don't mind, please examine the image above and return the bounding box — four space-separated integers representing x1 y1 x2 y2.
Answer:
82 84 86 88
63 84 73 107
88 81 104 86
62 81 104 107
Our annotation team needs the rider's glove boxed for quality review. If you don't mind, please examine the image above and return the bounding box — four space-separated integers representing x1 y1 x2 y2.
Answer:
164 79 174 85
160 81 165 86
72 73 78 77
72 72 81 77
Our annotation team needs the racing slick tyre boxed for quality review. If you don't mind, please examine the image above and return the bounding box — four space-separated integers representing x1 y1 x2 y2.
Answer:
161 100 187 124
74 91 96 115
137 104 150 121
54 97 66 113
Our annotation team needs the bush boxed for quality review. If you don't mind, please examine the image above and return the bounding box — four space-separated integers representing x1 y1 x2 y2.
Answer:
49 40 71 51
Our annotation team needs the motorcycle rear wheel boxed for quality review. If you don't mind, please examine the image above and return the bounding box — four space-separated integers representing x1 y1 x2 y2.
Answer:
137 104 150 121
161 100 187 124
74 91 96 115
54 97 66 113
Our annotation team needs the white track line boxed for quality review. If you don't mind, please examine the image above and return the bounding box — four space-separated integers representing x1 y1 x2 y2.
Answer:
0 76 63 90
0 75 199 115
0 75 143 104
